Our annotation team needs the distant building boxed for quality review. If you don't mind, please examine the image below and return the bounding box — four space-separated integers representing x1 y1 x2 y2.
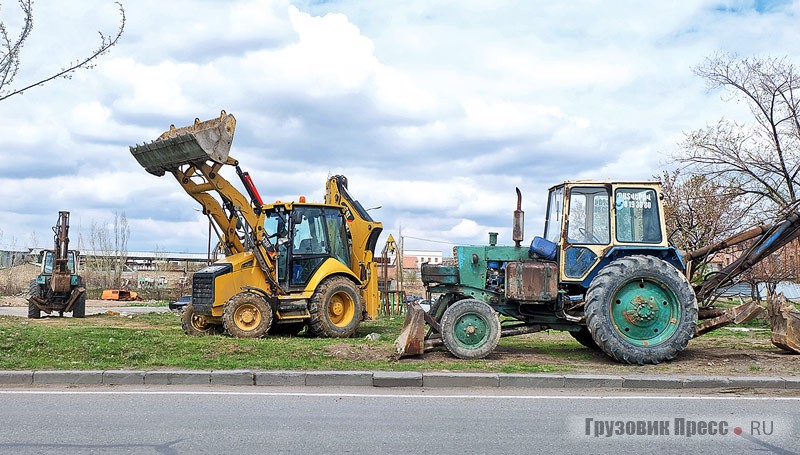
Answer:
0 247 30 268
401 250 444 269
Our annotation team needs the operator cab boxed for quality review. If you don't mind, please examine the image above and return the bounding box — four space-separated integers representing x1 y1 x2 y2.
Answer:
542 181 667 282
264 204 351 289
41 250 77 275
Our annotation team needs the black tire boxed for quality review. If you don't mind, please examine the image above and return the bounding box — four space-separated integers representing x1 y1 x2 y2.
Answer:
569 326 600 350
269 322 305 336
27 280 41 319
71 278 86 318
71 292 86 318
441 299 501 360
585 255 697 365
223 292 272 338
308 276 363 338
181 303 223 336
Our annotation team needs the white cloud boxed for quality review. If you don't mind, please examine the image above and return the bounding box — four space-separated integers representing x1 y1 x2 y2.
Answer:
2 0 800 254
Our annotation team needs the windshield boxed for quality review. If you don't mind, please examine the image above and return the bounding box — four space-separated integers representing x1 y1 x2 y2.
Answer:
42 251 76 274
615 188 662 243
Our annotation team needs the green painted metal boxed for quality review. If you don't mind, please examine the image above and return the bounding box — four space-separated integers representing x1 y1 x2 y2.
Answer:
455 245 529 290
609 278 681 346
420 265 459 285
452 312 490 348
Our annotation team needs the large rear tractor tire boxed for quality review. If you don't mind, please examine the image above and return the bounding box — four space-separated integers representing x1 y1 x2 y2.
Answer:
308 276 363 338
181 303 223 336
585 255 697 365
223 293 273 338
569 326 600 350
27 280 41 319
441 299 501 360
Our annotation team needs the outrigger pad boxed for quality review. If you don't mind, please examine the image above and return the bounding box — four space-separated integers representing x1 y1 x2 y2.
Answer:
129 111 236 176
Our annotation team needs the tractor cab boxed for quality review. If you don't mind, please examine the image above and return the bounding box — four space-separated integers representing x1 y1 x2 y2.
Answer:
263 202 351 290
41 250 78 275
541 181 671 284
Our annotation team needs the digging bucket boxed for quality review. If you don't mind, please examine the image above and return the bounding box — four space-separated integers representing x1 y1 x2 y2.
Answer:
768 294 800 353
129 110 236 176
394 302 427 358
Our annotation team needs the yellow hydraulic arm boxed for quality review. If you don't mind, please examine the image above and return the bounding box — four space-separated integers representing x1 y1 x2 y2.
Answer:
129 111 281 294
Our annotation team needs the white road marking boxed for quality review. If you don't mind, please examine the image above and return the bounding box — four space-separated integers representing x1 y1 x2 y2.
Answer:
0 390 799 400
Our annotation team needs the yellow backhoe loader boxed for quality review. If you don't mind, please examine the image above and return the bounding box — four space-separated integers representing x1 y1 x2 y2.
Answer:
129 111 382 338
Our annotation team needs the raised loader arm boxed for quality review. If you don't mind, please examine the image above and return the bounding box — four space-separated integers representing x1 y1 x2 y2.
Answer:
325 175 383 319
129 111 280 292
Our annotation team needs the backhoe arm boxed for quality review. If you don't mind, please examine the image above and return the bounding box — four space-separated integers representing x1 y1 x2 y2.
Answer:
689 211 800 304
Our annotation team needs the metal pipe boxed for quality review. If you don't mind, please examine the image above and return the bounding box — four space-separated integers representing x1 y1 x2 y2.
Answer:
684 224 771 262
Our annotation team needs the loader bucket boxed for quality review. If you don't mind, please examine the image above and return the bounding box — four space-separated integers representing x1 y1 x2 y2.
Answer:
129 111 236 176
394 302 427 358
768 295 800 353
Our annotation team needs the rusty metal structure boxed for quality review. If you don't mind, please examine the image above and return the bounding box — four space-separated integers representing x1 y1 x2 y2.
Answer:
27 211 86 318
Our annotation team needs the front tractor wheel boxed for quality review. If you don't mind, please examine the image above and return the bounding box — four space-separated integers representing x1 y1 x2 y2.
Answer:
441 299 501 360
181 303 222 336
223 293 273 338
585 255 697 365
308 276 363 338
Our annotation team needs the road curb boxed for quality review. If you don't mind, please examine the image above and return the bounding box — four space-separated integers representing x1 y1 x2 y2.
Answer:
0 370 797 389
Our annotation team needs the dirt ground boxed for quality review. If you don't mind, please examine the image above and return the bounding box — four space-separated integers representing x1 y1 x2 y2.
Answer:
328 327 800 376
4 293 799 376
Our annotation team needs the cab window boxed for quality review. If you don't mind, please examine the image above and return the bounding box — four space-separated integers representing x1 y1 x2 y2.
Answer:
566 187 610 245
544 186 564 243
615 188 662 243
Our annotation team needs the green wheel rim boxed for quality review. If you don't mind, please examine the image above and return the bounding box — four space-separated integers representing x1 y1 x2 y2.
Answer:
610 278 681 347
453 313 490 348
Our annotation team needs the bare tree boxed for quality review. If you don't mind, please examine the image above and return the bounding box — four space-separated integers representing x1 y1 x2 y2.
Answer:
677 54 800 216
660 170 751 253
87 212 129 288
675 54 800 292
113 212 129 287
0 0 125 101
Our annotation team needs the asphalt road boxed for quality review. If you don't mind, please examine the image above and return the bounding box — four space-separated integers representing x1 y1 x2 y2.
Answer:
0 387 797 454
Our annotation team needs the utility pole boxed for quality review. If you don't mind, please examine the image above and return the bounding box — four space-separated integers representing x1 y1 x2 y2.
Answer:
398 227 404 297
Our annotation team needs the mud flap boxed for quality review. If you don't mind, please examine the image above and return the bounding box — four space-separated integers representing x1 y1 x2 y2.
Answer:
767 294 800 353
695 300 764 336
394 302 427 358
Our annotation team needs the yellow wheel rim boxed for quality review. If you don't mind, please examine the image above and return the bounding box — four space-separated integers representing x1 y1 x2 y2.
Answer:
234 303 262 331
328 291 355 327
191 314 210 330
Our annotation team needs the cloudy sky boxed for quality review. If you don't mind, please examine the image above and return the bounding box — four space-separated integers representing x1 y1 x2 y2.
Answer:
1 0 799 255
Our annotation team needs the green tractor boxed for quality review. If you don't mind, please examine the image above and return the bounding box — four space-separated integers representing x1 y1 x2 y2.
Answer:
27 211 86 318
396 181 800 364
